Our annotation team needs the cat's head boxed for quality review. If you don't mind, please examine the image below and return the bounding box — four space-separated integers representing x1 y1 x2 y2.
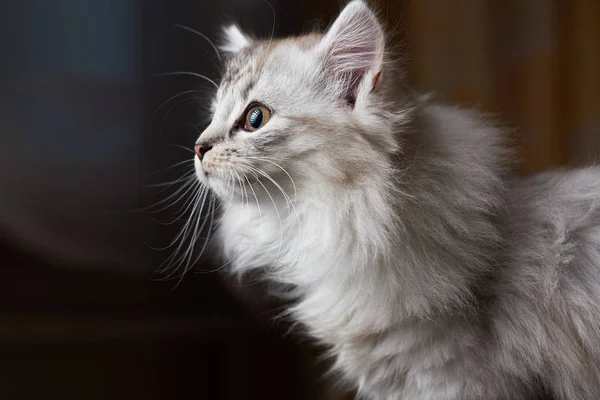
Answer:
194 1 410 202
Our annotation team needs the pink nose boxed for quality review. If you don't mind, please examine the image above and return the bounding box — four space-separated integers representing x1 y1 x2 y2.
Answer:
194 142 212 160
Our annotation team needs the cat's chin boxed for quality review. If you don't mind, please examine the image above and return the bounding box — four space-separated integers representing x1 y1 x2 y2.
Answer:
199 175 233 202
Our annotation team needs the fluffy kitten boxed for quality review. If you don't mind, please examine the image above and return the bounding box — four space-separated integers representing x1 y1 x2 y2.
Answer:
190 1 600 399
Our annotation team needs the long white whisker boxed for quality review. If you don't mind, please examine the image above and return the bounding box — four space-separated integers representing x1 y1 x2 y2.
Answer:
237 171 249 219
162 186 207 260
246 156 297 202
159 107 173 138
212 170 238 229
249 166 302 244
146 159 195 178
172 182 204 216
243 173 262 229
156 89 207 113
172 23 222 64
171 144 196 154
157 188 208 276
144 170 196 189
264 0 276 57
246 166 284 262
172 193 209 288
201 172 250 274
153 182 205 226
150 72 218 89
257 0 276 76
188 197 217 272
147 187 204 249
159 189 204 265
141 177 198 213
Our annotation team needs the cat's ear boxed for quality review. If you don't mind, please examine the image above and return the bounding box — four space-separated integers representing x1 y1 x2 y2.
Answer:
219 24 251 55
317 1 385 104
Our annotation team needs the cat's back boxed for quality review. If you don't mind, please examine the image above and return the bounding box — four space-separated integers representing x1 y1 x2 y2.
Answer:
506 166 600 251
493 166 600 399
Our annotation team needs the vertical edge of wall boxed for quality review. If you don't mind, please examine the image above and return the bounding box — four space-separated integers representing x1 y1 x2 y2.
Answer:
515 0 567 172
454 0 494 109
407 0 457 95
568 0 600 166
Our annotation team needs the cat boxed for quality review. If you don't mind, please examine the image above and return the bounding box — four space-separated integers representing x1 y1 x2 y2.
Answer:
189 1 600 399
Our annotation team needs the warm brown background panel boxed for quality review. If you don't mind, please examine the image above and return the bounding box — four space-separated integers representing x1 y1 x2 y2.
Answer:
406 0 600 173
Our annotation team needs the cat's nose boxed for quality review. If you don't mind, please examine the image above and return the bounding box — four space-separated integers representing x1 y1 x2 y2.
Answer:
194 141 213 161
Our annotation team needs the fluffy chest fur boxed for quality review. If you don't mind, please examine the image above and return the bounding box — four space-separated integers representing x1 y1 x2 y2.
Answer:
220 188 403 340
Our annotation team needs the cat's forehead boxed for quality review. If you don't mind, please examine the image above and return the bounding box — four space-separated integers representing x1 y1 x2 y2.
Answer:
218 33 322 93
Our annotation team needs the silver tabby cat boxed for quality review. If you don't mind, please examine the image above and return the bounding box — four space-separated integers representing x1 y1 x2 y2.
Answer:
190 1 600 399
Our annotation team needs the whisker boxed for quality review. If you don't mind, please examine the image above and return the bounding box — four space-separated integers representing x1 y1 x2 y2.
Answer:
246 156 297 202
200 173 249 274
170 191 215 283
146 191 203 248
172 195 207 287
189 122 206 139
172 23 222 64
195 199 235 274
150 72 219 89
152 182 205 226
192 196 217 266
143 170 197 189
157 187 208 276
258 0 276 76
246 166 284 262
264 0 276 56
171 144 196 154
153 202 197 274
171 182 205 216
145 159 195 178
158 97 208 139
177 200 216 278
249 165 302 242
212 170 238 229
140 176 198 213
162 187 205 249
156 89 208 113
243 173 262 229
159 107 173 138
160 214 202 282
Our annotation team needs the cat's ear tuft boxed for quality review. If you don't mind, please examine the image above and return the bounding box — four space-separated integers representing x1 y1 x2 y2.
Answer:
219 24 251 55
318 1 385 104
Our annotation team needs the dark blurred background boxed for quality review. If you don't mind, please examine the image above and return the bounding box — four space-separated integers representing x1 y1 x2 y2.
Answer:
0 1 598 399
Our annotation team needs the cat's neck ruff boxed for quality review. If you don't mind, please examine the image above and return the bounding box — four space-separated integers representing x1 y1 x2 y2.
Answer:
222 182 404 341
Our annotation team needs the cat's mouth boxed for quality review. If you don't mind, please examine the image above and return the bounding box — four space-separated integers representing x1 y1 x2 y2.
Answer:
193 157 211 182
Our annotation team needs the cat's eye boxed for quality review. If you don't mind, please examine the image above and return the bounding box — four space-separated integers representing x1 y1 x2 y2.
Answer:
244 104 271 132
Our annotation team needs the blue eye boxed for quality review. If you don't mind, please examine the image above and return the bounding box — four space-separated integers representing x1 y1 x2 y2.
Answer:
244 104 271 131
